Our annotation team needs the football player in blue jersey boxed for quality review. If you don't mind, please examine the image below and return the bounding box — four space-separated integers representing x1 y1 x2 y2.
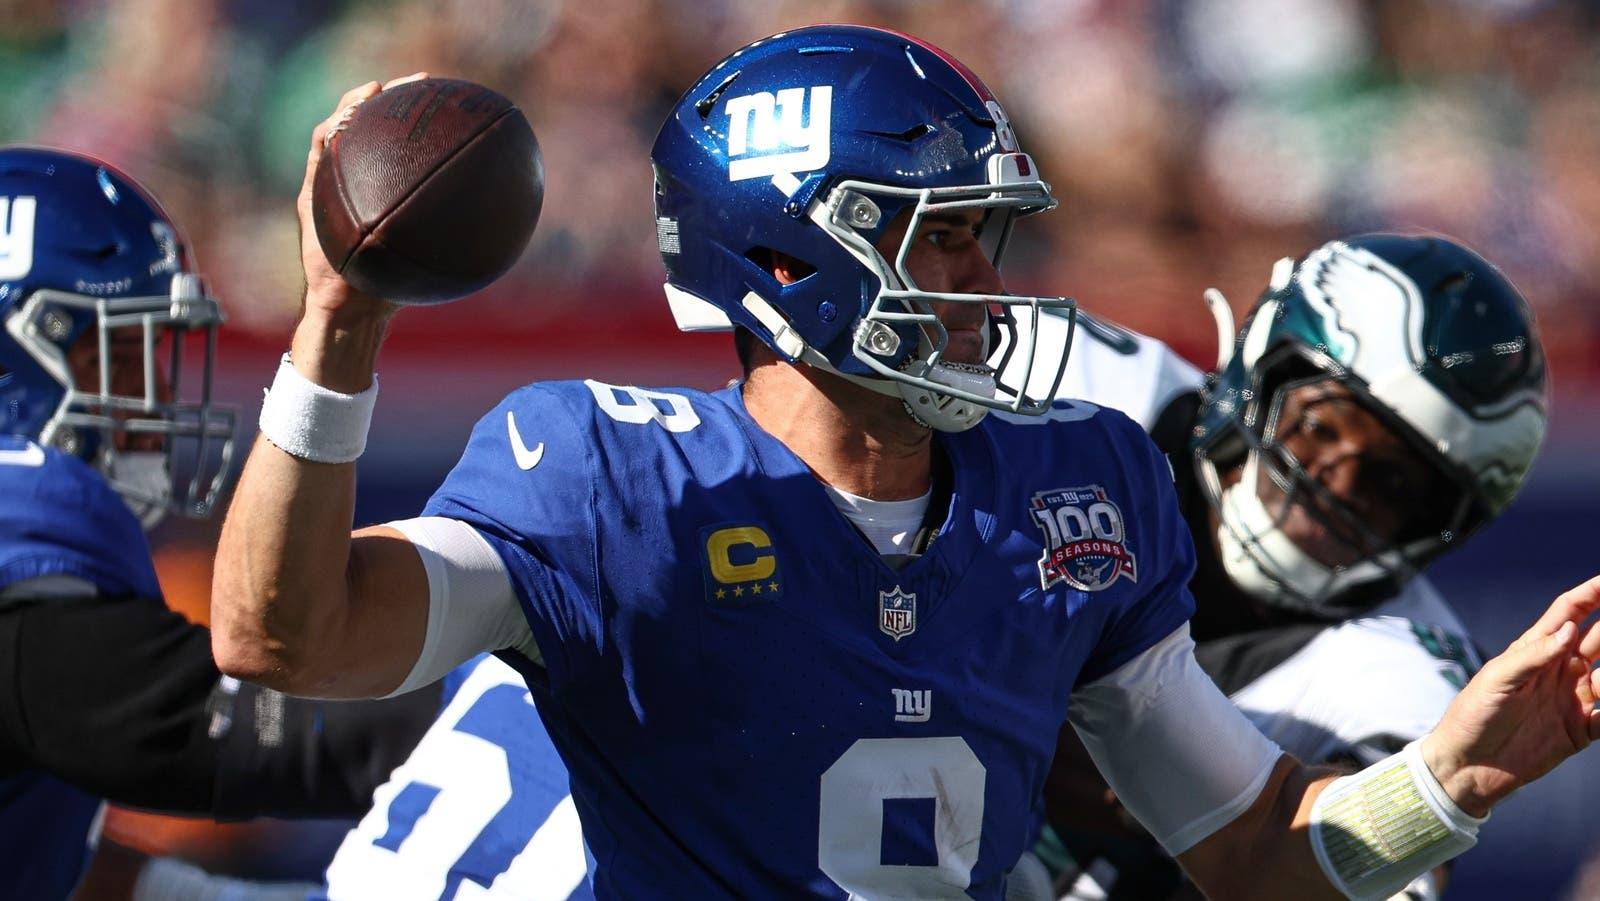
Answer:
317 234 1548 901
0 146 444 899
214 26 1600 900
319 653 593 901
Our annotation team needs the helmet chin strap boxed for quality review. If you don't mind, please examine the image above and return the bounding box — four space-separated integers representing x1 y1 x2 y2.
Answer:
893 361 994 432
804 343 995 433
891 325 995 432
1215 453 1391 611
740 290 995 432
105 450 171 531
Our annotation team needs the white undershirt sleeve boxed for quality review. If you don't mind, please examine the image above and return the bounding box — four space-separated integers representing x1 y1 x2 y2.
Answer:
383 516 538 697
1068 622 1284 855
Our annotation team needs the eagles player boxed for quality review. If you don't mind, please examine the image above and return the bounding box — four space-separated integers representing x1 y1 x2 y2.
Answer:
214 26 1600 900
0 147 440 899
1006 235 1547 900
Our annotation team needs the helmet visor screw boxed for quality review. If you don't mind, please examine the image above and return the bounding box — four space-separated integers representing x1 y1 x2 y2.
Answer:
42 311 71 341
850 198 880 228
863 322 900 356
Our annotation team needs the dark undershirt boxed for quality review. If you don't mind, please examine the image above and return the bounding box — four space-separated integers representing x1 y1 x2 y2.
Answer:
0 593 439 820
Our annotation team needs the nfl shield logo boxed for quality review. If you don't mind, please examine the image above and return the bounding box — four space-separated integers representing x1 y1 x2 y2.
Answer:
878 586 917 641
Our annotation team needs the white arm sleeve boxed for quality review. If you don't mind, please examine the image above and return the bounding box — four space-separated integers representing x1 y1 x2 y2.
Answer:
384 516 538 697
1069 623 1283 855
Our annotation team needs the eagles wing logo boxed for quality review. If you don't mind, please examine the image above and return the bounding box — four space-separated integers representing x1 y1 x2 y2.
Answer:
1030 485 1137 592
1295 242 1426 372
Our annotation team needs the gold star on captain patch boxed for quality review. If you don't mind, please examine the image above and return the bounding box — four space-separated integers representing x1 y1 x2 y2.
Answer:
768 581 779 592
750 582 763 594
732 585 744 597
714 588 727 600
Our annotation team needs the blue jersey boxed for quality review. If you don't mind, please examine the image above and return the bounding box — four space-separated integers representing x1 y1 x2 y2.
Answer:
0 436 159 598
0 771 102 901
0 436 161 899
320 654 593 900
423 380 1195 899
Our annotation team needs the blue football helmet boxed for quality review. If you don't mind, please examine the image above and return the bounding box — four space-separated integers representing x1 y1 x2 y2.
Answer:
1191 234 1548 615
0 147 235 527
651 25 1075 431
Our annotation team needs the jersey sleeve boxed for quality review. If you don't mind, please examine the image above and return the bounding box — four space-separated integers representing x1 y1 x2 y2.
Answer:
0 440 160 599
421 386 601 692
1075 413 1199 686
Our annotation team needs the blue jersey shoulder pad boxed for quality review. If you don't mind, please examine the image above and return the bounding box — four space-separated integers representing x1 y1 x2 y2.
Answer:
0 436 160 598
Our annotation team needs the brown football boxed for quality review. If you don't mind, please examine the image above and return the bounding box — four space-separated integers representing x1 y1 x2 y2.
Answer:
312 77 543 305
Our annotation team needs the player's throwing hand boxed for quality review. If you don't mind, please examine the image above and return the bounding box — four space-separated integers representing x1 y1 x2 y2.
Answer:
288 75 423 393
297 77 424 322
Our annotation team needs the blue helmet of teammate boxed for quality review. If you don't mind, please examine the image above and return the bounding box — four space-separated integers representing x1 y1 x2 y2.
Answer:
0 146 235 527
1191 234 1547 615
651 25 1074 431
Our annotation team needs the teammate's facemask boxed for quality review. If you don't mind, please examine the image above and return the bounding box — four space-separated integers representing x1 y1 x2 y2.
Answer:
0 147 236 529
1191 235 1547 617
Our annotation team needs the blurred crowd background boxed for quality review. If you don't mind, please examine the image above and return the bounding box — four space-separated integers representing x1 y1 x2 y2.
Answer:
3 1 1598 899
7 0 1600 377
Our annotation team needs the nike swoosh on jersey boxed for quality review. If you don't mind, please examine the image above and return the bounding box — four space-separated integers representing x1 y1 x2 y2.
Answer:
506 411 545 471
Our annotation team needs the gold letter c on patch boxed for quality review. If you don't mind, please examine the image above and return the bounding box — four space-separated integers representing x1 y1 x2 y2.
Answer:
707 526 776 584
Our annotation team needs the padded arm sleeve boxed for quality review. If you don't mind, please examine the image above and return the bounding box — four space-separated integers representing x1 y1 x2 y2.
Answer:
384 516 536 697
1069 622 1283 855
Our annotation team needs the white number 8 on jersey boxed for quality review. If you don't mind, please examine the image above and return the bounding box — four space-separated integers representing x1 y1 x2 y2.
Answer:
818 737 986 897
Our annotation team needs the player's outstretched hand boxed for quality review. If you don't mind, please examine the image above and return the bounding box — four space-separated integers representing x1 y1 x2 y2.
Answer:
1421 574 1600 817
296 75 427 322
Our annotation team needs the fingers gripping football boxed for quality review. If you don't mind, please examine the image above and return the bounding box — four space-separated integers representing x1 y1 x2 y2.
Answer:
308 75 544 306
298 77 425 320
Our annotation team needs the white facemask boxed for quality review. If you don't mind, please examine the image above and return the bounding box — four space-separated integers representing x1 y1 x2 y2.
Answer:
1214 453 1397 612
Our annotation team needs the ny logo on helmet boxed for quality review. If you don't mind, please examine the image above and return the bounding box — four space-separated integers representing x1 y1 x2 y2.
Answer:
0 196 37 281
725 86 832 182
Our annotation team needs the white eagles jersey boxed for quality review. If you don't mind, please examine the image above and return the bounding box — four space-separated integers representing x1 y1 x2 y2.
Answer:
1229 576 1480 767
1004 308 1204 432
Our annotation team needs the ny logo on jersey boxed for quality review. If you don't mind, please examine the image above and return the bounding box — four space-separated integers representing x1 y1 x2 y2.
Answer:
725 86 832 182
1030 485 1138 592
878 585 917 641
0 196 37 281
891 688 931 723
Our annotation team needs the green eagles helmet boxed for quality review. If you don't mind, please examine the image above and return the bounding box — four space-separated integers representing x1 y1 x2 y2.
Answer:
1190 234 1548 617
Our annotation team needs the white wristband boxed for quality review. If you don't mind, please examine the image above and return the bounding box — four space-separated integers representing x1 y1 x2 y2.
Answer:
258 354 378 463
1310 739 1486 900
